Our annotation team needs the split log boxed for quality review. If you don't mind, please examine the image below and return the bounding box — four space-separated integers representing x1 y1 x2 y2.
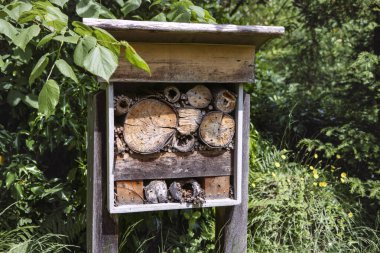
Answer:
123 99 178 154
186 85 212 108
164 86 181 103
144 180 168 204
172 134 195 152
114 95 131 116
177 108 202 135
213 89 237 113
199 111 235 147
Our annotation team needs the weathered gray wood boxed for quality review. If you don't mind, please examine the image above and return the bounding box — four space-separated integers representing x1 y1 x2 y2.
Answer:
114 150 233 180
87 91 118 253
83 18 285 48
215 92 250 253
112 43 255 83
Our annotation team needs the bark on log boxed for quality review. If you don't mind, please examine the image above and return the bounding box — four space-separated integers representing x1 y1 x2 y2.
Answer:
144 180 168 204
199 111 235 147
213 89 237 113
177 108 202 135
186 85 212 108
164 86 181 103
123 99 178 154
114 95 131 116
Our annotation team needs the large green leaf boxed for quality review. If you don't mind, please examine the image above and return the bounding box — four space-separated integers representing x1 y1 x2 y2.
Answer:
74 36 97 67
22 94 39 109
44 5 68 32
0 19 18 41
13 25 41 51
151 13 167 21
3 2 32 21
76 0 116 19
83 45 118 82
53 35 79 44
55 59 79 83
72 21 93 36
38 79 60 117
121 0 142 16
93 27 120 55
121 41 150 74
37 32 56 47
29 53 49 85
50 0 69 8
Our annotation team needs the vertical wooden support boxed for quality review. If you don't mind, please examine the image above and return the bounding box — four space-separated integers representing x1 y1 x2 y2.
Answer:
87 91 118 253
215 92 250 253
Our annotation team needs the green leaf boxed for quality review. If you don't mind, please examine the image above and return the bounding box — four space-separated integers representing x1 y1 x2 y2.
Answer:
53 35 79 44
0 19 18 41
7 89 24 106
74 36 97 67
93 27 120 55
172 12 191 22
5 172 16 189
3 2 32 21
55 59 79 83
76 0 100 18
151 13 166 21
121 41 150 74
83 45 118 82
31 186 44 194
72 21 93 36
29 53 49 85
50 0 69 8
14 183 24 198
37 32 56 47
0 56 4 68
38 79 60 117
22 94 39 109
44 5 68 32
13 25 41 51
121 0 142 16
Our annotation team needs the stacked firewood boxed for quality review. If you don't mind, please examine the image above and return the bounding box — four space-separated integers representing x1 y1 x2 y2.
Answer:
114 84 236 155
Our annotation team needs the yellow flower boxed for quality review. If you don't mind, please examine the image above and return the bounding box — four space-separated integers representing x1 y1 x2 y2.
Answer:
313 182 317 186
282 149 287 152
341 172 347 178
0 155 4 165
313 170 319 179
251 183 256 188
348 212 353 218
336 154 341 159
314 154 318 159
309 165 314 170
319 181 328 187
274 162 281 168
340 178 346 183
272 172 277 178
281 155 287 160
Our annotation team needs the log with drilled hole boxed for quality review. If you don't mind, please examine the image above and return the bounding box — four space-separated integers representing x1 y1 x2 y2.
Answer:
213 89 237 113
199 111 235 147
164 86 181 103
114 95 131 116
186 85 212 108
123 99 178 154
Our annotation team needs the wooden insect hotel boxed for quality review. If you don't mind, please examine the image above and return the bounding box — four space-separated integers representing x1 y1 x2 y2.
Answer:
84 18 284 215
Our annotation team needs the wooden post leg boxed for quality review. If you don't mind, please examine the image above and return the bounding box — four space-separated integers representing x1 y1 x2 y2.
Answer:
215 92 250 253
87 91 118 253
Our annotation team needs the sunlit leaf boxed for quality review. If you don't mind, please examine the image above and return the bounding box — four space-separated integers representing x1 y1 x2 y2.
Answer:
55 59 79 83
121 41 150 74
83 45 118 82
74 36 97 67
13 25 41 51
38 79 60 117
29 53 49 85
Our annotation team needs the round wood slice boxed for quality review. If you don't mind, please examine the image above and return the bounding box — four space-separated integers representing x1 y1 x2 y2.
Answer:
177 108 202 135
199 111 235 147
213 89 236 113
186 85 212 108
123 99 178 154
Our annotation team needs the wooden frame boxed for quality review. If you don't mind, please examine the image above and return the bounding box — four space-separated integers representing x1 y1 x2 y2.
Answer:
106 84 243 213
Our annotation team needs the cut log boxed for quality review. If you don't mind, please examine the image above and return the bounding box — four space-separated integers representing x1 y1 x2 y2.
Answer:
169 179 205 204
123 99 178 154
199 111 235 147
164 86 181 103
172 134 195 152
213 89 236 113
114 95 131 116
177 108 202 135
116 180 144 205
186 85 212 108
144 180 168 204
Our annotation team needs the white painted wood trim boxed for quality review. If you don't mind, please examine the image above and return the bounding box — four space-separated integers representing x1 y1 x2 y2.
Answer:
106 84 115 213
83 18 285 36
234 84 244 205
112 198 240 214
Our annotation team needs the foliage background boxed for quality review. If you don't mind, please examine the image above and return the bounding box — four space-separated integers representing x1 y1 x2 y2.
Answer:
0 0 379 252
